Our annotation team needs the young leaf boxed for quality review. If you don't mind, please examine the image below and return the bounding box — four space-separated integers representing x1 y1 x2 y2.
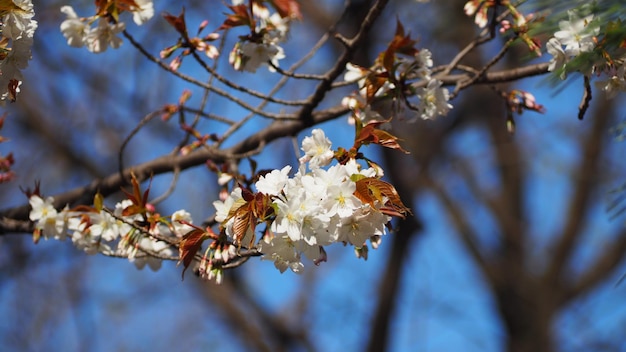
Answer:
268 0 302 20
178 228 208 279
94 192 104 212
121 173 151 217
354 121 409 153
354 177 411 218
163 9 189 38
377 19 419 72
218 4 253 31
232 204 256 247
364 73 389 103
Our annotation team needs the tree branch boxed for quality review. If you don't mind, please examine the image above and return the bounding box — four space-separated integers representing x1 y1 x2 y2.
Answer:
0 60 551 232
564 229 626 302
366 148 422 352
543 100 613 289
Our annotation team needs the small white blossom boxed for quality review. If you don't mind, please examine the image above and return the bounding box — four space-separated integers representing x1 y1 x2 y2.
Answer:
414 79 452 121
344 63 368 86
595 63 626 99
546 37 568 79
87 18 125 53
0 0 36 101
60 6 89 48
337 206 389 247
70 216 113 255
342 94 386 127
131 0 154 26
29 196 66 240
255 165 291 196
554 11 598 56
2 0 35 41
171 209 194 237
89 211 121 242
213 187 244 223
217 172 233 185
299 129 333 169
258 234 304 273
130 238 173 271
233 41 285 73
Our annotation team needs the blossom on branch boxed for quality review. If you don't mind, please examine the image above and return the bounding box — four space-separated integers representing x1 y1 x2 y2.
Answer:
554 11 598 57
87 18 125 53
208 129 409 278
223 1 290 72
595 61 626 98
0 0 36 102
299 129 333 169
233 41 285 73
59 0 153 53
131 0 154 26
60 6 89 47
413 79 452 121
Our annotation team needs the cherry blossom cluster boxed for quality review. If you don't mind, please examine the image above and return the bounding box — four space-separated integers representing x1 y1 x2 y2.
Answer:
27 126 409 282
341 22 452 124
545 7 626 99
0 0 37 102
60 0 154 53
211 128 404 276
28 193 191 271
226 0 295 73
546 9 599 79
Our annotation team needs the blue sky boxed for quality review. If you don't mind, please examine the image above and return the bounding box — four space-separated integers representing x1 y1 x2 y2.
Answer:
1 1 626 351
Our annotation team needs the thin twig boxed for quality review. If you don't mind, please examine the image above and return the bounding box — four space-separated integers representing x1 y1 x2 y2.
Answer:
122 30 289 119
118 110 162 183
578 75 592 120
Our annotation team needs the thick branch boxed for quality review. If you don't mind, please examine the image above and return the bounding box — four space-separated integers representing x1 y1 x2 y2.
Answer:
0 62 551 232
0 106 347 228
487 108 526 277
543 101 613 289
564 229 626 301
366 149 421 352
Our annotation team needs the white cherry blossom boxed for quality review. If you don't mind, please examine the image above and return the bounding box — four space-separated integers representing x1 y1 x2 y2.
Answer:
414 79 452 120
554 11 598 56
255 166 291 196
299 128 333 169
87 18 125 53
235 41 285 73
131 0 154 26
171 209 194 237
130 238 173 271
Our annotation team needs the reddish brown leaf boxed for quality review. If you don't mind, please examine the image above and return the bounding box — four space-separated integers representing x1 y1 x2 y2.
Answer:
218 4 253 30
120 173 151 217
377 19 419 72
228 192 273 247
241 186 255 202
163 9 188 38
354 177 411 218
364 73 388 103
354 121 409 153
268 0 302 19
95 0 141 21
252 192 273 220
232 205 256 247
179 228 208 279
